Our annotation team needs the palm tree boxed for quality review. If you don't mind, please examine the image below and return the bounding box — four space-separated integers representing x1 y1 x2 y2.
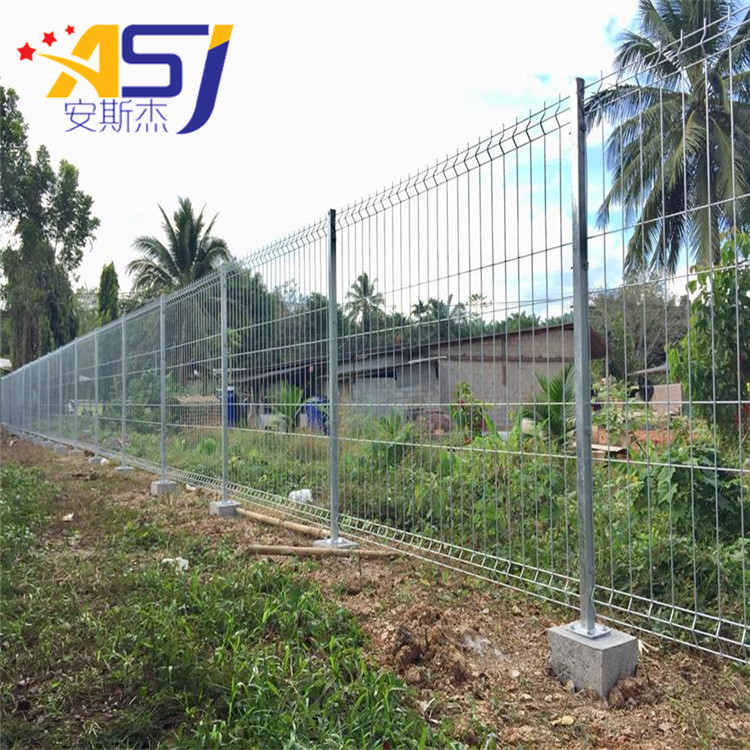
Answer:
345 272 384 332
586 0 750 275
127 197 231 295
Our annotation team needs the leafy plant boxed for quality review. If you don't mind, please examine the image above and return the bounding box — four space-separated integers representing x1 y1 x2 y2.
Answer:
450 381 489 439
668 232 750 440
197 437 217 455
370 411 414 468
266 380 304 432
522 364 575 448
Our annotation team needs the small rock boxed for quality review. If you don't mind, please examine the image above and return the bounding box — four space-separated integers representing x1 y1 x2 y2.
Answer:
1 641 9 651
511 669 521 679
512 604 522 615
289 489 312 504
463 630 507 661
161 556 189 573
519 693 532 702
544 694 553 703
564 679 576 693
551 715 575 727
62 513 74 522
404 666 423 686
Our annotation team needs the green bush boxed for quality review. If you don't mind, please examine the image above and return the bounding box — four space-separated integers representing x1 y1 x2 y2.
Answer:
668 232 750 440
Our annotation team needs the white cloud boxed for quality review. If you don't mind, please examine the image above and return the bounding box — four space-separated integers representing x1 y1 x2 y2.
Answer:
0 0 639 294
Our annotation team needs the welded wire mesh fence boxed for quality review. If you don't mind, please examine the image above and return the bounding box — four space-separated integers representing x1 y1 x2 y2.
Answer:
2 14 748 663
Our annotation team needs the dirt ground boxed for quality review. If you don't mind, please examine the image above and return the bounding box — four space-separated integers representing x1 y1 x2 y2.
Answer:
2 432 749 749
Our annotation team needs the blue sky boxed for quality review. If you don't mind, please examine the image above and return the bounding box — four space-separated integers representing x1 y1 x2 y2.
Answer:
0 0 639 302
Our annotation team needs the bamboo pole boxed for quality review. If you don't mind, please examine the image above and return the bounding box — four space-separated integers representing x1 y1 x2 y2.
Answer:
236 507 329 538
242 544 399 558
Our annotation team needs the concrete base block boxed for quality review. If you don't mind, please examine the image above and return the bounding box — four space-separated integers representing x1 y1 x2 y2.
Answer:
115 465 134 473
548 624 638 698
209 500 240 517
69 448 84 456
151 479 177 496
312 536 359 550
54 445 68 454
88 456 107 465
43 441 55 449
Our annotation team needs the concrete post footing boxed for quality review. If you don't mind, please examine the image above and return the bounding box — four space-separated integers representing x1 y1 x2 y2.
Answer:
313 537 359 550
209 500 240 517
548 623 638 698
151 479 177 496
115 465 134 473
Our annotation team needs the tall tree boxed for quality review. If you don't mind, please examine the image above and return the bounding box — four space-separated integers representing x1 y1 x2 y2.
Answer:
127 197 231 296
345 272 384 333
586 0 750 275
0 87 99 367
588 274 688 380
97 262 120 325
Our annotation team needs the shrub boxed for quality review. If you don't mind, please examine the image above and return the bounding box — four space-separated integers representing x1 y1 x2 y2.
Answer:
266 381 304 432
668 232 750 441
197 437 217 455
450 381 489 439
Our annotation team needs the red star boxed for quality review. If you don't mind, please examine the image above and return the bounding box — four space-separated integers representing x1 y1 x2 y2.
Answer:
65 25 75 35
42 31 56 46
17 42 35 60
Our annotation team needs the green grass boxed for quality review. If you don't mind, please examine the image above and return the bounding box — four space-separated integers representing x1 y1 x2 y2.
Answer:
43 404 750 655
0 462 464 749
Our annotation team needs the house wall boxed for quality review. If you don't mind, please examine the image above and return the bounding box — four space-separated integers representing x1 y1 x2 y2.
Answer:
321 328 581 428
346 361 439 418
434 328 575 428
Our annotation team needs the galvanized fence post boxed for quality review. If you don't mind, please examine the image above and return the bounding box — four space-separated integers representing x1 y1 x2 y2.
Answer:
547 78 638 699
221 264 229 499
72 339 81 453
315 209 356 549
46 355 51 441
116 313 132 472
58 352 63 442
210 264 238 516
35 362 41 438
151 295 176 494
570 77 607 639
89 331 103 464
94 332 99 455
160 295 166 480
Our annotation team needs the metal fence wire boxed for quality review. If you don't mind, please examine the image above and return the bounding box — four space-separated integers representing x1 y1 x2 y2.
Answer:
2 16 748 664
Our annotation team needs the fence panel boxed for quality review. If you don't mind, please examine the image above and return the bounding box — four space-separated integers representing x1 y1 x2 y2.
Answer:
580 21 749 658
163 277 223 487
222 223 333 517
123 301 162 471
98 319 124 457
1 14 747 664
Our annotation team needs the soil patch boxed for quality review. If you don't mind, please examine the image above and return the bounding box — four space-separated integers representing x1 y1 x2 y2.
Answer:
2 432 748 749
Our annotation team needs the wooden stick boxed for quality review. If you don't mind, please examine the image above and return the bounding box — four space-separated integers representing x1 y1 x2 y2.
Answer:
236 507 328 538
242 544 400 558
